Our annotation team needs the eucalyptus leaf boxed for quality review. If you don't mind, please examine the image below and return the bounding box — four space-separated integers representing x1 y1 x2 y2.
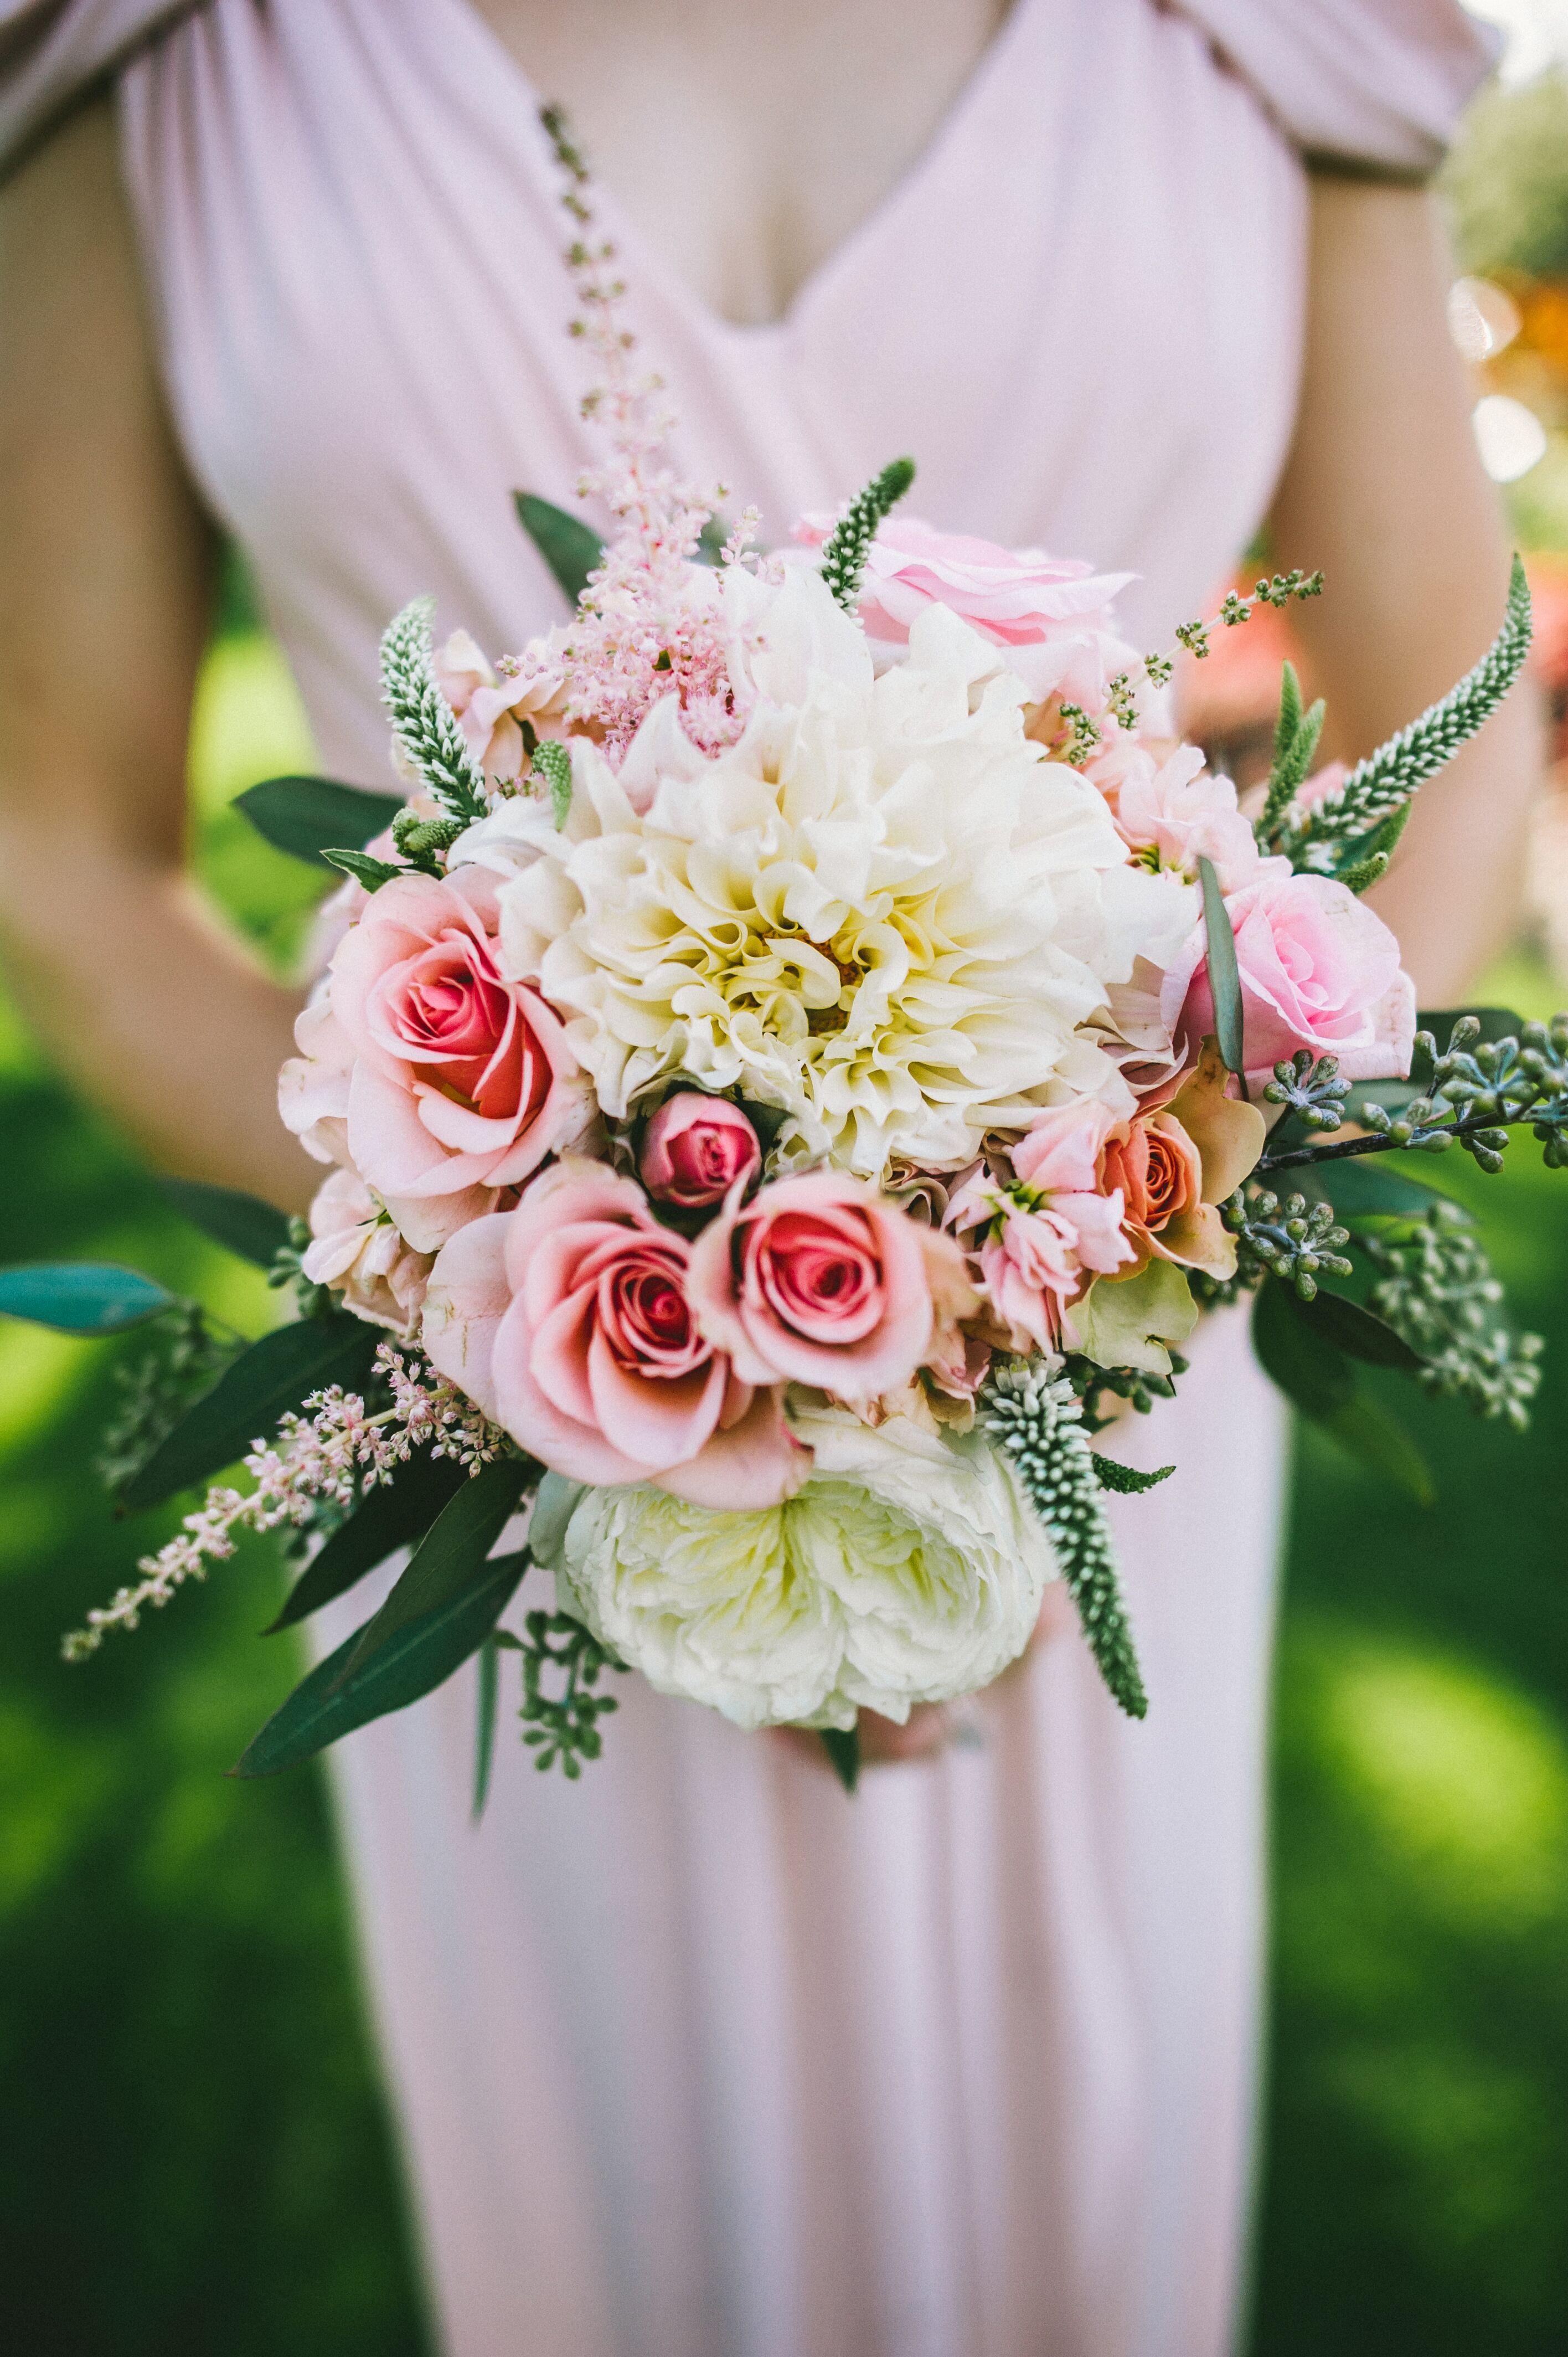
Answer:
1298 1287 1425 1372
0 1262 176 1335
1316 1396 1435 1505
265 1446 470 1632
339 1457 532 1681
1090 1456 1176 1495
1252 1283 1434 1502
1198 855 1247 1083
233 776 405 869
122 1315 381 1510
514 491 604 606
819 1726 860 1793
1251 1278 1355 1420
321 848 403 891
1297 1157 1463 1222
157 1177 292 1269
233 1550 529 1778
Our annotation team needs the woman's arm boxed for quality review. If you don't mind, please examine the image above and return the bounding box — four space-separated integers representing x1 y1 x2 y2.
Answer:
0 95 314 1209
1268 176 1542 1005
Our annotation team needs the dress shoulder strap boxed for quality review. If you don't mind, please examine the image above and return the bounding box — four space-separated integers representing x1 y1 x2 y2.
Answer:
1173 0 1500 180
0 0 207 177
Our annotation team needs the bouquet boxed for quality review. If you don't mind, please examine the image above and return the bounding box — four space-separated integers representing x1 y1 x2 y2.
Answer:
7 118 1560 1794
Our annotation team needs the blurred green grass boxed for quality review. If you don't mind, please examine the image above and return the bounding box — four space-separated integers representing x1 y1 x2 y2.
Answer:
2 620 1566 2351
0 627 430 2354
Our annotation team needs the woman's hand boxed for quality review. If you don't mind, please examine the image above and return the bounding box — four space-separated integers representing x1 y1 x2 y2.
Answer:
0 96 316 1208
1268 177 1543 1003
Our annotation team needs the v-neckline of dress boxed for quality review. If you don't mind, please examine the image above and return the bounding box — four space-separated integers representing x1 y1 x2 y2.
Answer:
431 0 1038 341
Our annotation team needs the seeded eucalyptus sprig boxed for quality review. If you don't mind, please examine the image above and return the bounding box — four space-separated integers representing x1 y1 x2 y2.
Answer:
817 456 916 613
1257 1013 1568 1178
1262 1048 1352 1133
504 1609 625 1777
1365 1202 1543 1427
380 594 490 825
1221 1190 1354 1300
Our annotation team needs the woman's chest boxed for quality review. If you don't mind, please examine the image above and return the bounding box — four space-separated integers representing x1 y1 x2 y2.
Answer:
466 0 1014 329
118 0 1305 687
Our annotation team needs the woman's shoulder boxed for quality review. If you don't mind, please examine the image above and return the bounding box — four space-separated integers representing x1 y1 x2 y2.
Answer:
1170 0 1500 179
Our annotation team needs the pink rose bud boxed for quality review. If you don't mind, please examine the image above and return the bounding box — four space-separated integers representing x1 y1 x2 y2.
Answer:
641 1094 761 1208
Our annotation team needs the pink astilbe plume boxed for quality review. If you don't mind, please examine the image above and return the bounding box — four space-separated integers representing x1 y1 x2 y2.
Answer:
525 107 761 761
61 1346 508 1660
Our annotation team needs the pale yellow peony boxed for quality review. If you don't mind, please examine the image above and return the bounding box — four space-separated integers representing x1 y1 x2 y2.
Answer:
466 569 1194 1180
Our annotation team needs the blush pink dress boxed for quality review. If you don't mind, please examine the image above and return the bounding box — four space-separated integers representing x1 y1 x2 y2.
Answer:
1 3 1496 2351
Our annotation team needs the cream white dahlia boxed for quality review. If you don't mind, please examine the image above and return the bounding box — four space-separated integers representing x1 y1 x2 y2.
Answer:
533 1398 1059 1732
466 568 1194 1180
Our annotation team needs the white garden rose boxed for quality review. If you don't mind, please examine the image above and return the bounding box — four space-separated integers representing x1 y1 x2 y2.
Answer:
483 567 1194 1181
534 1398 1059 1732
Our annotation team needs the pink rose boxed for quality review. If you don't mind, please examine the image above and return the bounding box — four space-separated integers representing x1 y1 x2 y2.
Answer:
1162 868 1416 1089
793 512 1140 707
640 1094 761 1208
301 1167 432 1334
421 1163 804 1509
1096 1071 1259 1285
687 1170 947 1402
1102 742 1262 893
285 866 585 1252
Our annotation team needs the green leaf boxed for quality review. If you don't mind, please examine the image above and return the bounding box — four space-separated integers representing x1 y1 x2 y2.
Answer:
472 1634 502 1822
1297 1287 1424 1372
1317 1395 1435 1505
1198 855 1247 1084
513 491 604 606
819 1725 861 1793
1252 1283 1434 1501
321 848 404 891
339 1457 532 1681
1297 1157 1461 1222
264 1447 470 1632
526 1470 585 1571
157 1177 292 1269
1251 1278 1355 1419
233 1550 529 1778
0 1262 176 1335
233 776 405 869
1062 1257 1199 1377
121 1315 381 1510
1090 1455 1176 1494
